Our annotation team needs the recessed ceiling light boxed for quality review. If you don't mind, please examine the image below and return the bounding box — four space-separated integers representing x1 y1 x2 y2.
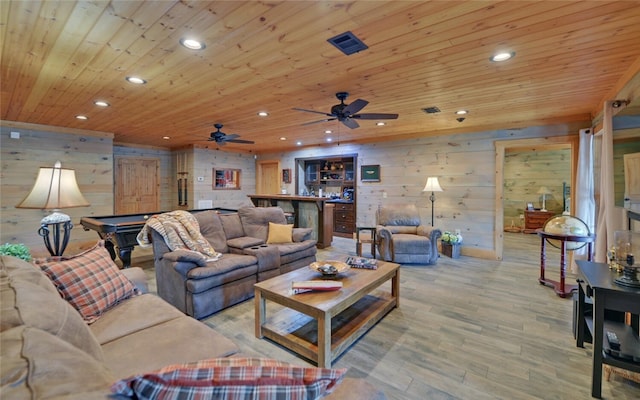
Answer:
490 51 515 62
94 100 110 107
376 122 386 126
280 137 286 141
179 38 206 50
296 141 302 146
257 111 269 117
326 138 333 142
325 130 332 134
455 110 468 115
75 115 88 120
163 136 170 140
126 76 147 84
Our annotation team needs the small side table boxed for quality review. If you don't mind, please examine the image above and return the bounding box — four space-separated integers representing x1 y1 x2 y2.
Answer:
356 226 376 258
536 229 595 297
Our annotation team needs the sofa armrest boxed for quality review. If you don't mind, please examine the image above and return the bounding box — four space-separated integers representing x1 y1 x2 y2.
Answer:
227 236 265 254
292 227 313 242
416 225 442 240
120 267 149 294
163 249 210 267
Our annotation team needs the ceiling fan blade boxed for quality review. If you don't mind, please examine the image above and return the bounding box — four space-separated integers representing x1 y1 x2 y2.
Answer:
342 99 368 115
342 118 360 129
352 113 399 120
225 139 255 144
222 133 240 141
293 107 333 117
302 118 337 126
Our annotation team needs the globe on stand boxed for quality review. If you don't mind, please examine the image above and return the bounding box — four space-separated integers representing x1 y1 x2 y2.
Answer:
543 215 590 250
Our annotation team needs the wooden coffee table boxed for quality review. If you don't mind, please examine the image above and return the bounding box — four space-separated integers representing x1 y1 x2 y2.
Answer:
254 259 400 368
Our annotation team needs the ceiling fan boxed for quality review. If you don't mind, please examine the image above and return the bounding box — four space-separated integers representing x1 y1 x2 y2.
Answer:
206 123 254 145
293 92 398 129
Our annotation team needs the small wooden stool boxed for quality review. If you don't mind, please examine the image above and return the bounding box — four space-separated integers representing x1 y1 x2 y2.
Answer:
356 227 376 258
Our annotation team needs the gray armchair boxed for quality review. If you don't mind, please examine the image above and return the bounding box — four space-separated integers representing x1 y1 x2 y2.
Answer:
376 204 442 264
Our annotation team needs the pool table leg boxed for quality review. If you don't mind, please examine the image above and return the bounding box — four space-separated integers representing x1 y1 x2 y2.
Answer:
117 246 133 269
103 240 117 261
103 240 133 269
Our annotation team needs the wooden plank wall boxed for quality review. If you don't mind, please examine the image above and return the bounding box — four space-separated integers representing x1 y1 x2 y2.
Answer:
263 122 587 259
193 147 256 210
1 119 591 260
503 148 571 229
0 122 114 257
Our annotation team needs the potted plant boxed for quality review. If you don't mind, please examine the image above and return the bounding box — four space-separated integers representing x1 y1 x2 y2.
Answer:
0 243 32 262
441 231 462 258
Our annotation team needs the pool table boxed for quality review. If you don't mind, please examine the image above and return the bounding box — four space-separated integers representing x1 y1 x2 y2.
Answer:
80 208 236 268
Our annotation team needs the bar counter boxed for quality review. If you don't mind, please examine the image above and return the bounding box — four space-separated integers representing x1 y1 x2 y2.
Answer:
247 194 334 248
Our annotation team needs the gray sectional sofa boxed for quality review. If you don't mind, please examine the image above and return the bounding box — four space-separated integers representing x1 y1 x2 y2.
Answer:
152 206 318 319
0 254 385 399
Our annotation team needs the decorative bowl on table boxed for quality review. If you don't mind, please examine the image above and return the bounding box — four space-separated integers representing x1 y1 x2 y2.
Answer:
309 261 350 277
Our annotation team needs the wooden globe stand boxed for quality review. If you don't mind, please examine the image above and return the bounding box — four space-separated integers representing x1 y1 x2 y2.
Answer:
536 229 596 297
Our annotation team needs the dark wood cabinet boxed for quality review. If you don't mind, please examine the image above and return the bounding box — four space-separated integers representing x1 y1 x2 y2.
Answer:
332 202 355 237
297 153 357 238
304 161 320 184
524 210 555 233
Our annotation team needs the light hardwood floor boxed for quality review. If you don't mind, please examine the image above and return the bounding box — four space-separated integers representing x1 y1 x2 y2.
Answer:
137 233 639 399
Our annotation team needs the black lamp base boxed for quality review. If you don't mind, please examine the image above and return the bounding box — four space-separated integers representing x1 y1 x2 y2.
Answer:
38 220 73 256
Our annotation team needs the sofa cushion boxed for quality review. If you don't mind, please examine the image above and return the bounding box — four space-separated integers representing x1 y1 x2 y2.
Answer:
33 241 138 323
194 210 229 253
239 206 287 242
391 233 430 253
111 357 346 400
267 222 294 244
219 213 245 239
101 316 239 380
89 293 188 345
0 326 114 400
377 204 421 226
0 256 104 361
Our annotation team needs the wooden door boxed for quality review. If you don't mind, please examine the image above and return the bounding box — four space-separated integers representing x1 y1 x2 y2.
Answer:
256 160 280 194
115 157 159 214
624 152 640 208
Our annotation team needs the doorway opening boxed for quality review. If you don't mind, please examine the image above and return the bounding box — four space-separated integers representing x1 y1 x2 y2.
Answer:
495 137 578 260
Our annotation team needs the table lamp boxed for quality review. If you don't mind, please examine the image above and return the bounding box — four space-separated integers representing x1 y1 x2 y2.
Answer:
423 177 443 226
16 161 90 256
537 186 551 211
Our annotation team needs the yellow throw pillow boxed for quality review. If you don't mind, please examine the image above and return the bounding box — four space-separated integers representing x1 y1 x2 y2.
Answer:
267 222 293 244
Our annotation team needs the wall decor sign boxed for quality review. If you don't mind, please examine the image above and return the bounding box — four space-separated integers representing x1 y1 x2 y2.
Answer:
361 165 380 182
282 168 291 183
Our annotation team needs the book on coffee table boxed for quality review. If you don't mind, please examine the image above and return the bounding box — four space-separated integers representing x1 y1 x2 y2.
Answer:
345 256 378 270
290 280 342 294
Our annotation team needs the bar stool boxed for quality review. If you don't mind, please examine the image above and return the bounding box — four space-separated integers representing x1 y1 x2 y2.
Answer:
356 226 376 258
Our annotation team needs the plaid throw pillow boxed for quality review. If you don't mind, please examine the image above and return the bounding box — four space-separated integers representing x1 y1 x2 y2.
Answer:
111 357 347 400
34 241 138 323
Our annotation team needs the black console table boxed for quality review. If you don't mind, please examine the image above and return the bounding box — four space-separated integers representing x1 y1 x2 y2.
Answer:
575 260 640 398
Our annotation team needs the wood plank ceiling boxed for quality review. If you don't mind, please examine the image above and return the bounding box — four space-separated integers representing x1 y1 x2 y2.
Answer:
2 1 639 153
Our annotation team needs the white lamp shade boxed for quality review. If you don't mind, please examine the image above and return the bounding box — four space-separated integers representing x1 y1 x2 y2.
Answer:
423 177 443 192
16 161 89 210
537 186 551 195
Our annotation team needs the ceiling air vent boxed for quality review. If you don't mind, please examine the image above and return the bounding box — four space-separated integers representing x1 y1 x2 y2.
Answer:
422 107 441 114
327 31 368 55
